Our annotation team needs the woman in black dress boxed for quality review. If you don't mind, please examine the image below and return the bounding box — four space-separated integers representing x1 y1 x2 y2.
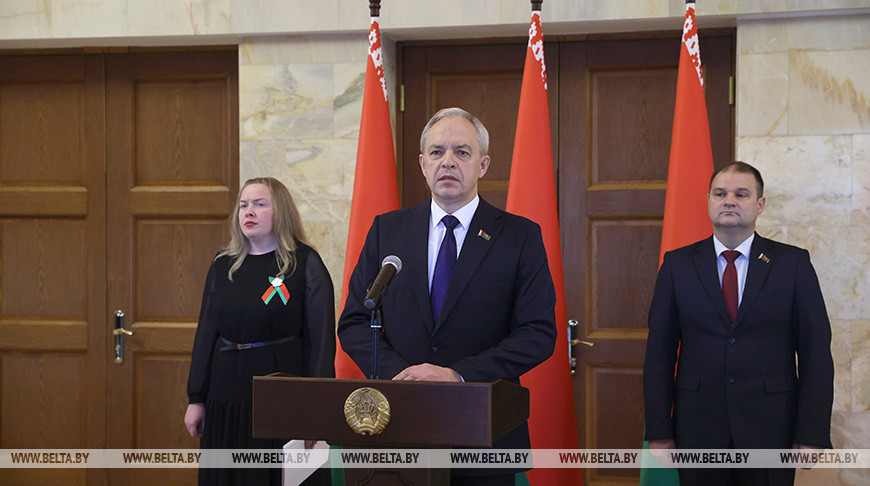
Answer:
184 177 335 485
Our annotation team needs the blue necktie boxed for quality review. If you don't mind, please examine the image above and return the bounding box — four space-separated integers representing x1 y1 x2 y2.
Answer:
431 215 459 323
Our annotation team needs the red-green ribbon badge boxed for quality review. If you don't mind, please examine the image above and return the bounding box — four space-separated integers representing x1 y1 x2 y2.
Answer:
261 275 289 305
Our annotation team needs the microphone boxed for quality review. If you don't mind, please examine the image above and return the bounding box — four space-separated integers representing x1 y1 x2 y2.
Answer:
363 255 402 310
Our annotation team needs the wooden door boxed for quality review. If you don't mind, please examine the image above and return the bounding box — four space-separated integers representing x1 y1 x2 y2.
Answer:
399 42 559 210
0 49 237 486
105 50 238 485
559 35 733 485
0 53 107 486
401 33 734 485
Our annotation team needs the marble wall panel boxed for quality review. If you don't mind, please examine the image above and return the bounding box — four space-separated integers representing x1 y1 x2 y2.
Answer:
228 0 348 35
333 63 367 140
831 320 853 412
789 50 870 136
738 135 852 227
0 1 54 39
739 14 870 439
851 321 870 411
240 139 355 218
240 34 365 66
50 1 128 38
126 0 230 36
854 134 870 224
831 411 870 485
738 14 870 55
783 226 870 322
239 36 369 306
705 0 870 16
239 64 335 141
737 53 789 137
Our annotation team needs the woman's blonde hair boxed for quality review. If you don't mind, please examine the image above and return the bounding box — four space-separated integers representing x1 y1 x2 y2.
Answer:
218 177 310 280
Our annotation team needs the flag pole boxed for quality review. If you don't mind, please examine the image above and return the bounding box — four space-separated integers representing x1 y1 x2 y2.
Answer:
532 0 542 11
369 0 380 17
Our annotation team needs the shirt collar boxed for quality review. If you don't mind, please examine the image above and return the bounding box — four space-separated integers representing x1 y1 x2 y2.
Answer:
713 233 755 259
430 196 479 230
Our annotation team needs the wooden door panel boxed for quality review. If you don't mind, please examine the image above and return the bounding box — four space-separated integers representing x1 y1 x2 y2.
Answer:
2 354 86 445
136 357 199 446
401 43 558 211
591 69 675 183
2 353 91 485
106 49 237 485
430 72 521 209
0 54 106 485
135 81 228 183
591 222 661 333
136 221 227 320
589 365 645 478
561 34 734 485
0 49 236 485
2 219 87 315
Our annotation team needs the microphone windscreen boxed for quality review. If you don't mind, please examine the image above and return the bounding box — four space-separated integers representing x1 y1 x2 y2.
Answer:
382 255 402 274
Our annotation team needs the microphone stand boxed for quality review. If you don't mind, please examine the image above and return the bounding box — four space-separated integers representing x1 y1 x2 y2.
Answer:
368 306 383 380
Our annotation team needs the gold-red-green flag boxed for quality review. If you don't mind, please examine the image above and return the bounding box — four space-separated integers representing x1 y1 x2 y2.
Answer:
506 6 583 486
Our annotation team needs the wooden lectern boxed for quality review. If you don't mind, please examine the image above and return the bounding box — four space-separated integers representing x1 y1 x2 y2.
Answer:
252 374 529 486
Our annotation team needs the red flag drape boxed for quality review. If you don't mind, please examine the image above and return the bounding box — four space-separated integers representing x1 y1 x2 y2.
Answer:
640 4 712 485
335 16 400 379
506 10 583 486
659 1 714 263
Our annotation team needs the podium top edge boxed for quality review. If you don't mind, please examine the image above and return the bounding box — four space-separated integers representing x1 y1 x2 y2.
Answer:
253 375 521 388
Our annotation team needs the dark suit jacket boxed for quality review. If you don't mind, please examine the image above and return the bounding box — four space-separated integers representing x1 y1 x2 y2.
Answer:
643 234 834 450
337 198 557 453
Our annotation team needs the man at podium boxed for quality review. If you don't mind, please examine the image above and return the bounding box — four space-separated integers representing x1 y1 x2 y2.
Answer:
338 107 557 485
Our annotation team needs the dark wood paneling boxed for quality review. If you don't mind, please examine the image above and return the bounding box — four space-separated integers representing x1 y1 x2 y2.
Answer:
591 69 676 183
591 222 662 332
590 366 645 479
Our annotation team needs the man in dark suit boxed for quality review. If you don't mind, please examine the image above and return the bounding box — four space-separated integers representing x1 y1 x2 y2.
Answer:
643 161 834 485
338 107 557 485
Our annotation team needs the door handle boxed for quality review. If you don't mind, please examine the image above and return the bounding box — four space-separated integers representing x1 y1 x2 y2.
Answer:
568 319 594 375
113 310 133 364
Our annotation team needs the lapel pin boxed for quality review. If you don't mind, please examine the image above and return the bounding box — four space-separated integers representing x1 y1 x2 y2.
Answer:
758 253 770 263
477 229 491 241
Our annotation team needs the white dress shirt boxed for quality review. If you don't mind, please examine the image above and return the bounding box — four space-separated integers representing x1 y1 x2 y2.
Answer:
427 196 479 291
713 233 755 306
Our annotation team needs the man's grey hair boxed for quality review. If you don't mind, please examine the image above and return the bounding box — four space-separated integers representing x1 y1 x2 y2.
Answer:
419 107 490 156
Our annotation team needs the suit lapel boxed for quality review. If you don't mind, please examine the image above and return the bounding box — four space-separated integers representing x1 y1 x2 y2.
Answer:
694 237 732 326
406 203 437 333
433 199 503 333
734 233 773 328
